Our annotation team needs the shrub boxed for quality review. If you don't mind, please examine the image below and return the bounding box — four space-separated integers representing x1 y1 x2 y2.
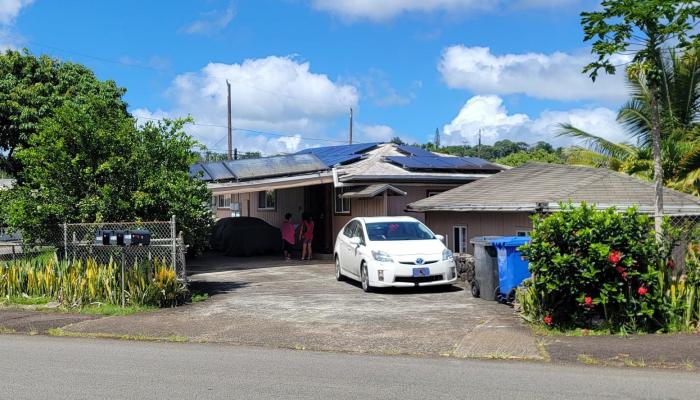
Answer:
0 254 187 308
519 202 676 332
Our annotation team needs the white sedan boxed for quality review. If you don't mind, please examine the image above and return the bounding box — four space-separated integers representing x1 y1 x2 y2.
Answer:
334 216 457 292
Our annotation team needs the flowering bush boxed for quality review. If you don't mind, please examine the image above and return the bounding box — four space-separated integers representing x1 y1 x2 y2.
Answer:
519 203 674 332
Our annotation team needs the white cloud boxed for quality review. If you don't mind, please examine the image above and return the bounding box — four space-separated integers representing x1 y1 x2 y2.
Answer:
356 123 396 142
442 95 627 147
134 55 358 155
310 0 581 21
0 0 33 25
182 1 235 34
438 46 629 102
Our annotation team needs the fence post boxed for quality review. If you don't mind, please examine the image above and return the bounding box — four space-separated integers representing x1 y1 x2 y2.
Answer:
170 215 177 274
121 250 125 307
63 222 68 261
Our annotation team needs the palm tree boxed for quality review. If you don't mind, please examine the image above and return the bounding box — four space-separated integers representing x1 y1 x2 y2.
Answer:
559 49 700 195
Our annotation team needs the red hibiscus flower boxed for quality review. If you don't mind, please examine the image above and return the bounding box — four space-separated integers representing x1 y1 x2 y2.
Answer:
584 296 594 308
608 250 623 265
667 259 675 271
543 315 553 326
637 286 648 296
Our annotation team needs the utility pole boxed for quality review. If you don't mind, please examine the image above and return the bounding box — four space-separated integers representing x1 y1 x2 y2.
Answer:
434 128 440 149
226 80 233 161
477 129 482 158
349 107 353 145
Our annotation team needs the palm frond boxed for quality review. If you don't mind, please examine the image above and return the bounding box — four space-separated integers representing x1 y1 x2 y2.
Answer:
557 124 636 160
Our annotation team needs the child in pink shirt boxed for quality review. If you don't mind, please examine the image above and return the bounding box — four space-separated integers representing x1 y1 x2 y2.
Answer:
281 213 295 261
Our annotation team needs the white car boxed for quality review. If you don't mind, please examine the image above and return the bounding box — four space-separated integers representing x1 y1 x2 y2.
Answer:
334 216 457 292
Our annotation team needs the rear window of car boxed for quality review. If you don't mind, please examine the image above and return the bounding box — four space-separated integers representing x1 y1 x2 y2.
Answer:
365 222 435 241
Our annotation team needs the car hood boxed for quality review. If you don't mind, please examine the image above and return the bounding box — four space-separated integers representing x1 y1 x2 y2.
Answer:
369 239 445 257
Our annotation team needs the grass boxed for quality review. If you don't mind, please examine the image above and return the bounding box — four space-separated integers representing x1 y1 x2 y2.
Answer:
47 328 188 343
0 295 51 305
530 324 622 337
0 326 16 334
190 293 209 304
622 357 647 368
77 303 156 316
577 354 600 365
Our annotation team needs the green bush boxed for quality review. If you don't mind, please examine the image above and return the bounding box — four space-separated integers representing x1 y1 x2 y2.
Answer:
519 203 675 332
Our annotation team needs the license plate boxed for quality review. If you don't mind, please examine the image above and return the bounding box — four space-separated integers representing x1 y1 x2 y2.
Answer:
412 267 430 277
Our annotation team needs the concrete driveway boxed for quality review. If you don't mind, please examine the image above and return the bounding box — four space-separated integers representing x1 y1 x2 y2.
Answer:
63 254 540 359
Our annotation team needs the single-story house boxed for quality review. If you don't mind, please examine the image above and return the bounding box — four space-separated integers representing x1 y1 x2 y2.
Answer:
191 142 503 252
0 178 15 190
407 163 700 254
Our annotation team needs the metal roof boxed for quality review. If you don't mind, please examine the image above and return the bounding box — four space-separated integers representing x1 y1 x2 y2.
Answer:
407 163 700 215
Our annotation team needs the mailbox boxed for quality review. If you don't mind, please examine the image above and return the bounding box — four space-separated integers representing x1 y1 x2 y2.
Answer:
94 229 151 246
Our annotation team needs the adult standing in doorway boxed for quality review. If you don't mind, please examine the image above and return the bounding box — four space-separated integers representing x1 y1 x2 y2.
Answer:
299 212 314 261
281 213 295 261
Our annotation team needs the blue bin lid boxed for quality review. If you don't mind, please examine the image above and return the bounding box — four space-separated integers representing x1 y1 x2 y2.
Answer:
491 236 530 248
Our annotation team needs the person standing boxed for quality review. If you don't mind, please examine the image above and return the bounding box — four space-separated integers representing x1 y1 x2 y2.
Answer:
299 213 314 261
281 213 295 261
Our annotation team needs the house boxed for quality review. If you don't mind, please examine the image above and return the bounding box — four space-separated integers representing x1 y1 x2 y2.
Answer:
191 142 503 252
407 163 700 254
0 179 15 190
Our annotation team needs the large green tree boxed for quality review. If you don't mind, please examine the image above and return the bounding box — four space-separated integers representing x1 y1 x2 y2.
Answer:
2 96 212 252
581 0 700 236
0 49 127 177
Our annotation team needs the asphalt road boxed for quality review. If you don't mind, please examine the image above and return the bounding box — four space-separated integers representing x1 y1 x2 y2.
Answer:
1 335 698 400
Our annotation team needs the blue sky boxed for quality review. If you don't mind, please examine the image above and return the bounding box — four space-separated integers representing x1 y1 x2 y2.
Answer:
1 0 629 155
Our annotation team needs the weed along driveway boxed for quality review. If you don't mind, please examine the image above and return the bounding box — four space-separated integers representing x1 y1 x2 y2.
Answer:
57 255 540 359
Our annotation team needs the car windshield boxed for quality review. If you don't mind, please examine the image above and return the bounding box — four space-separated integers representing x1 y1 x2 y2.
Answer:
365 221 435 241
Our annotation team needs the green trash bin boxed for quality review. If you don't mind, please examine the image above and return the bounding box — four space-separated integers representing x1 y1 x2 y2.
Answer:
470 236 501 301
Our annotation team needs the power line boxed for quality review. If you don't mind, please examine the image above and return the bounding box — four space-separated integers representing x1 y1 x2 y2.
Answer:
134 115 347 144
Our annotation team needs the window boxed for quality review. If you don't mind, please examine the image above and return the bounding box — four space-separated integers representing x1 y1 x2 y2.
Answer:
217 194 231 209
453 226 468 253
426 190 445 197
365 221 435 241
516 229 530 237
343 221 357 237
230 202 241 218
257 190 276 210
334 187 351 214
353 224 366 245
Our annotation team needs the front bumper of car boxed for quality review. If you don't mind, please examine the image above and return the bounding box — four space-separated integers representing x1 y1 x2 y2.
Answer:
365 258 458 287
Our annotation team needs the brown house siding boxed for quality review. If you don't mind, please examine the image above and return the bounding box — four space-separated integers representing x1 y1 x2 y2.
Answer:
214 187 305 227
425 211 533 254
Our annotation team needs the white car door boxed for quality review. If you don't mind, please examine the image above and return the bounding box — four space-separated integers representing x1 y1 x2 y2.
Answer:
338 221 357 276
348 222 367 277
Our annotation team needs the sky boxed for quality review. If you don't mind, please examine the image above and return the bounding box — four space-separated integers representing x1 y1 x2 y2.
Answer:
0 0 631 156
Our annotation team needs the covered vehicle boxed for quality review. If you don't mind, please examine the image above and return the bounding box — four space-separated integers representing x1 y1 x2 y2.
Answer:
334 216 457 292
210 217 282 256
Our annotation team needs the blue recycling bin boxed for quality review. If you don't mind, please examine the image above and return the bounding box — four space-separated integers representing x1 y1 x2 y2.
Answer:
491 236 531 303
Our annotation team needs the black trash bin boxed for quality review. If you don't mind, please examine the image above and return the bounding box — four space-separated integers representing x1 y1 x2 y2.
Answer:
470 236 501 300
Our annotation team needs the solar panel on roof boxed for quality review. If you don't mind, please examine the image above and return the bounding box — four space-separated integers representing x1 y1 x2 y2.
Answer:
224 154 327 180
190 164 212 181
202 162 235 181
296 143 378 167
386 156 501 172
396 144 435 157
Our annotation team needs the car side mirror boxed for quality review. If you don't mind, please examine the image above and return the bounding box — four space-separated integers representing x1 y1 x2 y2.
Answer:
435 234 444 242
349 237 361 246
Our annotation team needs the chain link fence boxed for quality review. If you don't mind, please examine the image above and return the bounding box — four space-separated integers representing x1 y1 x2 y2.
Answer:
0 217 187 281
667 214 700 272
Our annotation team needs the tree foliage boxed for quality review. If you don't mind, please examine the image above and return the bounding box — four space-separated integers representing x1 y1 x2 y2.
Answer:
0 49 128 177
1 95 213 252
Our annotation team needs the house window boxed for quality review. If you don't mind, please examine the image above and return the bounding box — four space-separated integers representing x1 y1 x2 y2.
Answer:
516 229 531 237
334 187 351 214
453 226 468 253
230 202 241 217
217 194 231 209
257 190 276 210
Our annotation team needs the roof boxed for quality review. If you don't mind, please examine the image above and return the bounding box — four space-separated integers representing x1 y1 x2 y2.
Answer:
192 142 502 188
407 163 700 215
191 153 327 182
335 143 502 184
0 179 15 190
340 184 407 199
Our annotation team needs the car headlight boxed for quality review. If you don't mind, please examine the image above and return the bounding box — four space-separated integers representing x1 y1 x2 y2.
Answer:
372 250 394 262
442 248 453 261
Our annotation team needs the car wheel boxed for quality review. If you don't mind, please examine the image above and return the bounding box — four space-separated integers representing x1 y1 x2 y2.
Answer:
360 263 372 293
470 281 480 298
335 256 344 281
